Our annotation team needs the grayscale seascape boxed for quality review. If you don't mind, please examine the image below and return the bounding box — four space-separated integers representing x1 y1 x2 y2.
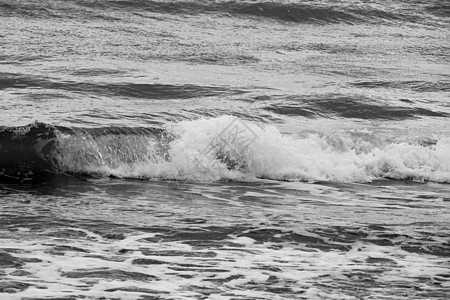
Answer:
0 0 449 299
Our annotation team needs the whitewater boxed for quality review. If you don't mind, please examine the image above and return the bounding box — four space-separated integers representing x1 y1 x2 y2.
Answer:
2 117 450 183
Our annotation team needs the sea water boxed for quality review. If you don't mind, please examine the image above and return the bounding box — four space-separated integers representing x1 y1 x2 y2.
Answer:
0 0 449 299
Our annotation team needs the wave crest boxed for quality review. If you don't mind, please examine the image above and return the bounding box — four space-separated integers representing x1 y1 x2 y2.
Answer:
163 117 450 183
3 117 448 183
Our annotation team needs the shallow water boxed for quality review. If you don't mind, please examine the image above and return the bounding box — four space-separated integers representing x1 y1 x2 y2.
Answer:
1 178 449 299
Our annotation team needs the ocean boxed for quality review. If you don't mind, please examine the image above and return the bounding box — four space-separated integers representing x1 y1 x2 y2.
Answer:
1 0 449 299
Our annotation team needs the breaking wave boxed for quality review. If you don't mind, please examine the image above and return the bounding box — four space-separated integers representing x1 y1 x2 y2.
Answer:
0 73 243 99
1 117 449 183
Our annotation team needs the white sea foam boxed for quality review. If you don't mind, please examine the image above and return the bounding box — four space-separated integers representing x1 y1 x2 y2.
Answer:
1 176 448 299
55 116 450 183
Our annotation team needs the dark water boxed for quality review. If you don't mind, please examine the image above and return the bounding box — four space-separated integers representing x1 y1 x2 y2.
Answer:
1 0 449 299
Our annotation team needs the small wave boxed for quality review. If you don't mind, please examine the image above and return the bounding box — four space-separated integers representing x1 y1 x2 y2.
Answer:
98 1 432 25
263 94 449 120
351 80 450 93
69 68 128 77
0 73 243 99
226 2 361 24
1 117 449 183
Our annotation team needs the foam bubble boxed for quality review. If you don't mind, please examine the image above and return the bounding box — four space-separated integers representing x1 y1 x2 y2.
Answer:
163 116 450 183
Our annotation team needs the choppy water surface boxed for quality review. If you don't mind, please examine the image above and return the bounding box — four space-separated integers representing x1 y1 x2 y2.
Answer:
1 0 449 299
1 178 449 299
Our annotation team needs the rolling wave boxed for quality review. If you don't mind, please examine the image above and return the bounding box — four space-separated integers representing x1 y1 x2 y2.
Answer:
0 73 243 99
350 80 450 93
263 94 449 119
0 122 170 181
1 117 449 183
0 0 442 26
